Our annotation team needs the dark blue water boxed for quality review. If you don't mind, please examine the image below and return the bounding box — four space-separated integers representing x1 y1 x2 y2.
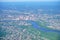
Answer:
1 20 60 34
28 21 60 34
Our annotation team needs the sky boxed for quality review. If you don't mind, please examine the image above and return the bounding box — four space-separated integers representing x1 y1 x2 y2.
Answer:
0 0 60 2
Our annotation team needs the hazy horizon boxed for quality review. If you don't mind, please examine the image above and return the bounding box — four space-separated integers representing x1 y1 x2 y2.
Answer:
0 0 60 2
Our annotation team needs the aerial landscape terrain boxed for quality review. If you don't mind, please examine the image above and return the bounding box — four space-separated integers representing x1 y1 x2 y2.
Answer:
0 1 60 40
